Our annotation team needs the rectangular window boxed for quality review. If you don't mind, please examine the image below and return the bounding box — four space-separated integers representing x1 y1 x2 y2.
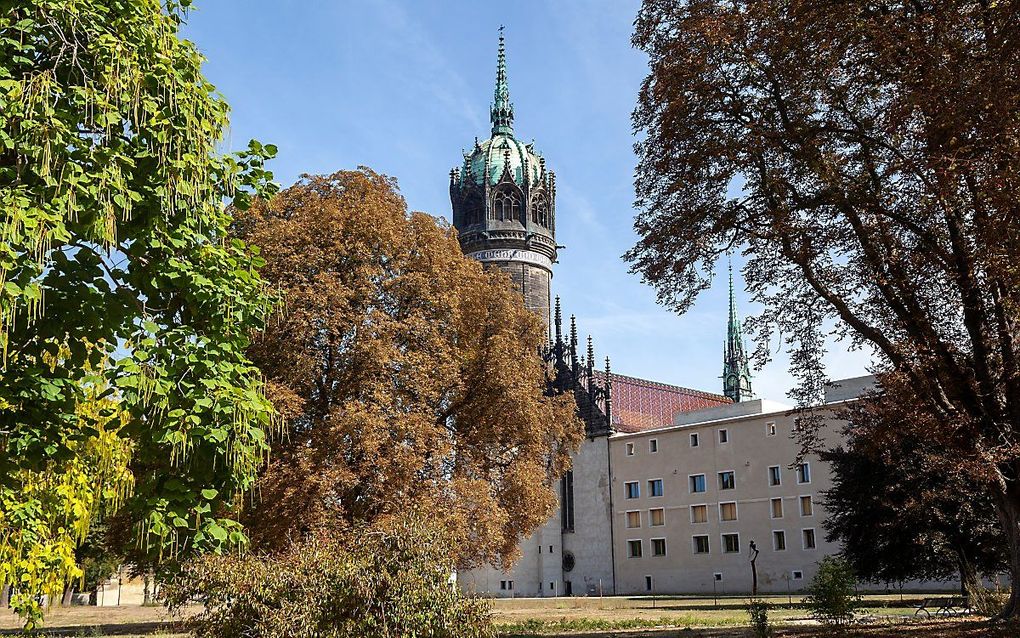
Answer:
626 511 641 528
768 465 782 486
500 580 507 590
561 470 575 532
690 432 700 447
689 474 706 493
800 495 814 517
649 508 665 527
792 571 803 581
797 462 812 484
652 538 667 556
722 533 740 553
719 501 737 522
645 575 653 591
718 471 735 490
693 535 710 554
648 479 664 497
628 539 643 558
803 528 817 550
690 504 708 524
626 442 635 456
771 497 784 519
773 530 787 551
649 438 658 453
719 428 729 443
508 580 514 590
625 481 640 499
766 421 777 436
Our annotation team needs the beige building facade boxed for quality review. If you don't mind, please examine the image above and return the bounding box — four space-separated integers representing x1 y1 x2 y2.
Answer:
461 375 962 597
610 397 840 595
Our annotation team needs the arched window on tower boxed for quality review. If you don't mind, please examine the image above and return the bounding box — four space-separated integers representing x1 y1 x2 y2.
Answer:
464 191 483 225
491 188 521 222
532 193 549 227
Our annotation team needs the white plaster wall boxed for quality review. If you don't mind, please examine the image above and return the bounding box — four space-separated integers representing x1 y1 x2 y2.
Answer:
560 436 616 595
458 502 564 597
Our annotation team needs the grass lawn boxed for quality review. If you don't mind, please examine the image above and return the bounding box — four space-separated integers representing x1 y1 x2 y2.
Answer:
1 594 1011 637
492 593 935 633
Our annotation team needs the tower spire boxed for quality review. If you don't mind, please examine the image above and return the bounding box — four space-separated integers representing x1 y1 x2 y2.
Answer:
728 260 737 335
723 258 753 402
490 26 514 136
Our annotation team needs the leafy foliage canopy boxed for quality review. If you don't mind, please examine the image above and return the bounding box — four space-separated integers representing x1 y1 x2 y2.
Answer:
235 170 582 567
1 0 278 622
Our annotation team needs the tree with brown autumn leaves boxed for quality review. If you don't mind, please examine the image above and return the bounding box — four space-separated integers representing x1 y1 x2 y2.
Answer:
628 0 1020 617
231 168 581 569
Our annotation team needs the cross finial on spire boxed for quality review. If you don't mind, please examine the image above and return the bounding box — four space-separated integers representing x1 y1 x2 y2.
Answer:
490 27 514 136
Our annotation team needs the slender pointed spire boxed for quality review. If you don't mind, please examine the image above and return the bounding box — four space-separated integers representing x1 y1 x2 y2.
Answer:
723 257 753 402
728 261 737 336
585 335 594 392
490 26 514 136
604 356 613 429
569 314 578 377
554 297 563 347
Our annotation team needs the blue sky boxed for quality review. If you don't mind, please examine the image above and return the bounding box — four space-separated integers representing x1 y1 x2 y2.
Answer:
182 1 872 401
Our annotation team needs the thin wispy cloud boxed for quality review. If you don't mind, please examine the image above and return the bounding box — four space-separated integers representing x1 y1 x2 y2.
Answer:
370 0 484 133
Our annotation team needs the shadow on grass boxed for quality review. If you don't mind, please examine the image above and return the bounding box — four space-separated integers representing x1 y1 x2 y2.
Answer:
0 620 179 636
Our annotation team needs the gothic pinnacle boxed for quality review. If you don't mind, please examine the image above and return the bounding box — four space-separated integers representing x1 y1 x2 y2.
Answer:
490 26 514 136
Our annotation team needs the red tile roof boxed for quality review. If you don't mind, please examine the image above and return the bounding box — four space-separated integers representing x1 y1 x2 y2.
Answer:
594 371 731 433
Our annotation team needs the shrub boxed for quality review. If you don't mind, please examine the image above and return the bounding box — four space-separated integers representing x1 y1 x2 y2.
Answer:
804 556 862 627
968 582 1010 617
163 517 494 638
746 598 773 638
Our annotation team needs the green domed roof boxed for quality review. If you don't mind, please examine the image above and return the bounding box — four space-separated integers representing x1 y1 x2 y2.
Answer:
463 134 543 187
457 30 546 188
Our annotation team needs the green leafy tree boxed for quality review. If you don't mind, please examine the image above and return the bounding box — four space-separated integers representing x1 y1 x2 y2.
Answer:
823 383 1005 595
804 556 863 628
74 521 124 606
1 0 277 624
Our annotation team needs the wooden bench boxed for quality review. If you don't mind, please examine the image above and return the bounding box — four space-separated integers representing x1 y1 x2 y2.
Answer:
915 597 972 617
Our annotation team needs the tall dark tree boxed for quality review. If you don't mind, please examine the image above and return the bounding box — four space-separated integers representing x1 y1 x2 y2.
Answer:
823 379 1005 594
628 0 1020 615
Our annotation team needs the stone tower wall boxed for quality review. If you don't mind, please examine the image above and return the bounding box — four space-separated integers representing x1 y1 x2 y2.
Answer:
487 260 552 336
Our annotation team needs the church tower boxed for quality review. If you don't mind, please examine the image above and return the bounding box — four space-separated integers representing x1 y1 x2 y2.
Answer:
450 29 557 332
723 262 753 402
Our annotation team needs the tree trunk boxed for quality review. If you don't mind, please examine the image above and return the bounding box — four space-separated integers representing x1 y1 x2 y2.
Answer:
61 583 74 606
0 584 9 608
992 486 1020 619
143 570 151 606
956 550 978 599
